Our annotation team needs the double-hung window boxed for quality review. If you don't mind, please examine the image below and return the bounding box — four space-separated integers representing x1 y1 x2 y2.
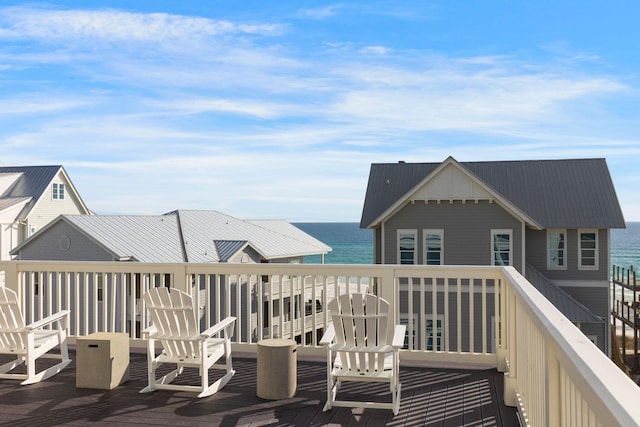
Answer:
578 229 598 270
547 230 566 269
398 230 417 265
491 229 512 266
52 183 65 200
424 229 443 265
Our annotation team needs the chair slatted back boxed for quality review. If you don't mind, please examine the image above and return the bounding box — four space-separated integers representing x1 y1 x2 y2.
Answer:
330 293 390 374
144 287 201 360
0 287 27 352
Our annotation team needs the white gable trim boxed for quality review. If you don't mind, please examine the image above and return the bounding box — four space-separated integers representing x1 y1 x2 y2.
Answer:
369 157 543 229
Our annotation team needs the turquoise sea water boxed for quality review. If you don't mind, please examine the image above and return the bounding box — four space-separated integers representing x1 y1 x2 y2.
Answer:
296 222 640 271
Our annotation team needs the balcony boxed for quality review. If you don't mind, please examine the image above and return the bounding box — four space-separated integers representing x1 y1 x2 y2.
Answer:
1 261 640 426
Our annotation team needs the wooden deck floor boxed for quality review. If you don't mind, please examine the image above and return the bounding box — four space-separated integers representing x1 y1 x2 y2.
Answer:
0 349 519 426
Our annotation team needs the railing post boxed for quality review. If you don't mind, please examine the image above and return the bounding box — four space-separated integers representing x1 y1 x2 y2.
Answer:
504 278 518 407
380 267 397 324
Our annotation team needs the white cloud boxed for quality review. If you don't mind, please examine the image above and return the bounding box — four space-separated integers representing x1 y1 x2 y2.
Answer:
296 6 341 19
0 7 285 42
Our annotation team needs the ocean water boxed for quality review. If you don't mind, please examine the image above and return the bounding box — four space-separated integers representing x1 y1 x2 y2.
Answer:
294 223 373 264
296 222 640 272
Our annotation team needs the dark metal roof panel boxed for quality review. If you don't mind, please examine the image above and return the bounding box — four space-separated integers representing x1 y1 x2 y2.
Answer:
525 264 603 324
214 240 247 262
360 159 625 229
0 165 61 199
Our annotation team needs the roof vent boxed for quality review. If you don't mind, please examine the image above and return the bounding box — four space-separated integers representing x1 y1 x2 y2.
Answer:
398 160 405 164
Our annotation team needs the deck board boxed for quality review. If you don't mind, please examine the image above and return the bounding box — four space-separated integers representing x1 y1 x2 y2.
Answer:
0 350 519 426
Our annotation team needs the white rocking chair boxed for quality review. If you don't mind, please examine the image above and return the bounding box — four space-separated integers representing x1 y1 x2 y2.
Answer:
140 287 236 398
320 293 406 415
0 287 71 384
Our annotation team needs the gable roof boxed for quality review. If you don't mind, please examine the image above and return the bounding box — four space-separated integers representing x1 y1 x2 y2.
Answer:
360 157 626 229
0 165 91 219
61 215 185 262
168 210 332 263
13 210 331 263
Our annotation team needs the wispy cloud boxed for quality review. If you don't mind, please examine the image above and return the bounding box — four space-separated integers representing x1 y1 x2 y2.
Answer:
0 7 285 42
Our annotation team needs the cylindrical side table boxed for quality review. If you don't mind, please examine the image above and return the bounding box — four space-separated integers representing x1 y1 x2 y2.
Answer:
256 338 297 399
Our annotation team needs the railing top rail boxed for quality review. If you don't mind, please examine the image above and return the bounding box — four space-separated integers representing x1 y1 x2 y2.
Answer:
501 266 640 426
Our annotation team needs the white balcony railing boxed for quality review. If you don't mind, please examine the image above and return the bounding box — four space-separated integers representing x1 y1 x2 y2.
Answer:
1 261 639 426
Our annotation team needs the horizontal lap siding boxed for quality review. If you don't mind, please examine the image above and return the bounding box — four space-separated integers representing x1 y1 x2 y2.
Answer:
384 201 523 270
526 229 610 281
17 221 114 261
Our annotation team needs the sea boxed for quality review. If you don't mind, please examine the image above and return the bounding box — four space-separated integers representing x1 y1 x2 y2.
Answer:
295 222 640 273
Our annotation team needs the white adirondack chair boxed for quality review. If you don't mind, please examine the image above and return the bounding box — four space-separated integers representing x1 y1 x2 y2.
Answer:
140 287 236 398
0 287 71 384
320 292 406 415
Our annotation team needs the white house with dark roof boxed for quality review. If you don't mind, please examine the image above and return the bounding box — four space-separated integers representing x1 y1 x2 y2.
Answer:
360 156 626 353
0 165 91 261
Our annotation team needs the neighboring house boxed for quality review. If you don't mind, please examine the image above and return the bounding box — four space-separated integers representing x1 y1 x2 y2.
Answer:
0 165 91 261
11 209 332 342
360 157 626 354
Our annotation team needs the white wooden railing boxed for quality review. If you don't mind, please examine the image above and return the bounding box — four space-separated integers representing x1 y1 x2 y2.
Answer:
1 261 639 426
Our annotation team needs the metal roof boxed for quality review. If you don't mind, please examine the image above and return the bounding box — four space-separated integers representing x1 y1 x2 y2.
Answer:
169 210 331 263
360 158 626 229
63 215 185 263
17 210 332 263
0 165 91 218
0 166 62 219
525 264 603 324
214 240 248 262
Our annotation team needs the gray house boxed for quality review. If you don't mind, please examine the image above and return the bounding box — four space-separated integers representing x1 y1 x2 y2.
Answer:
11 210 332 342
360 157 626 353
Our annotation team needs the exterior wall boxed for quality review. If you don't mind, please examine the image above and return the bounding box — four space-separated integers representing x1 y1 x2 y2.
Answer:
381 201 524 271
26 172 88 237
14 221 115 261
228 246 261 263
525 228 610 281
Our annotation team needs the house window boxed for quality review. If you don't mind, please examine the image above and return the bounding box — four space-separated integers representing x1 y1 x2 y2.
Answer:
424 229 443 265
491 229 512 266
399 314 443 351
398 230 417 265
547 230 566 269
578 230 598 270
426 317 443 351
52 183 65 200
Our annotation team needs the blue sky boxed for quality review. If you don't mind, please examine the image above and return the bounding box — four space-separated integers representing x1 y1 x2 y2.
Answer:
1 1 639 222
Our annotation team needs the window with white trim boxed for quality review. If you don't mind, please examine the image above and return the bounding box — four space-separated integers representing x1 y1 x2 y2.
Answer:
424 229 443 265
491 229 512 266
547 230 566 269
52 183 65 200
578 230 598 270
400 313 443 351
397 230 417 265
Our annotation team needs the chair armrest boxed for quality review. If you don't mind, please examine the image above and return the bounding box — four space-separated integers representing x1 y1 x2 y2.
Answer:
27 310 70 331
200 316 236 339
319 323 335 346
142 324 157 338
392 324 406 348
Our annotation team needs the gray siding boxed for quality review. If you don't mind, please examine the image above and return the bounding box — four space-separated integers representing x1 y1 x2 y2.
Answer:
526 228 610 281
382 201 523 271
561 286 609 322
16 221 114 261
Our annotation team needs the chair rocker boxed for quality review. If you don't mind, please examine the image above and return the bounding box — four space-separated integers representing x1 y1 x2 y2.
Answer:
140 287 236 398
0 287 71 385
320 292 406 415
